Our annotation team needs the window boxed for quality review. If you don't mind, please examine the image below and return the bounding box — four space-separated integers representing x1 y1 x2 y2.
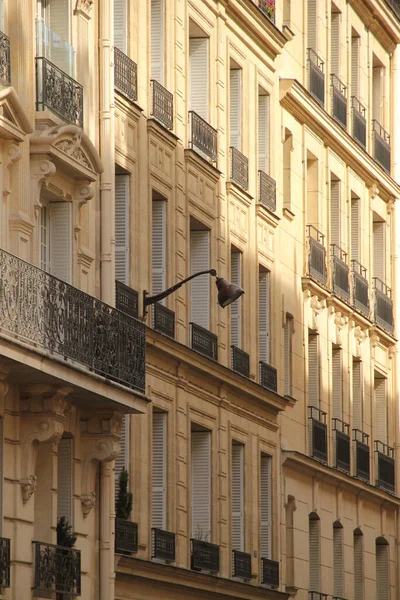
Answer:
152 198 166 299
352 359 362 431
351 30 360 99
57 436 73 524
306 154 318 225
330 7 340 78
231 442 244 551
115 415 129 499
191 427 211 539
37 0 73 75
376 537 389 600
374 374 387 444
260 454 272 559
259 268 270 364
115 173 130 285
330 177 340 247
307 0 317 51
283 129 293 210
333 521 344 596
152 412 167 529
114 0 127 53
230 67 241 150
332 346 342 420
309 513 320 591
230 249 242 348
39 201 72 283
373 216 385 282
372 56 384 124
189 35 208 120
308 331 319 407
258 90 270 174
190 226 210 329
351 194 360 263
151 0 164 83
284 315 293 397
354 528 364 600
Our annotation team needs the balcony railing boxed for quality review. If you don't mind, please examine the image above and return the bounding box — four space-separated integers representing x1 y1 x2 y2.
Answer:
0 249 146 392
0 538 10 588
351 97 366 149
114 46 137 102
154 303 175 339
188 111 218 163
307 48 325 107
150 79 173 130
33 541 81 596
35 57 83 127
231 345 250 378
232 549 252 580
151 528 176 562
351 261 369 318
307 226 327 287
309 594 328 600
258 171 276 212
190 322 218 360
230 147 249 190
259 361 277 393
353 429 370 482
115 280 139 319
372 120 391 173
372 278 394 335
330 75 347 128
308 406 328 463
115 518 138 555
257 1 276 23
375 441 395 493
0 32 10 86
332 419 350 473
331 245 350 303
191 539 220 573
261 558 279 587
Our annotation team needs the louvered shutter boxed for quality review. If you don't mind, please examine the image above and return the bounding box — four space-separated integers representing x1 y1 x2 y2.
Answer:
354 532 364 600
115 174 130 285
231 443 244 551
308 0 317 51
352 360 362 431
351 198 360 263
152 412 166 529
331 12 340 78
191 431 211 538
333 525 344 596
151 0 164 84
49 202 72 283
48 0 72 75
57 437 73 524
114 0 127 54
351 35 360 98
374 378 387 444
258 94 269 173
230 251 241 348
376 542 389 600
373 220 385 281
309 516 320 591
259 270 270 363
260 454 272 559
152 201 166 300
190 230 210 329
308 333 319 407
0 419 3 532
189 38 208 120
284 318 293 397
332 347 342 420
40 206 49 272
330 180 340 248
373 66 383 123
230 69 241 150
115 415 129 500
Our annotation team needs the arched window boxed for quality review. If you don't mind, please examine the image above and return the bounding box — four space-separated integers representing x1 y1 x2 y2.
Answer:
354 528 364 600
376 537 389 600
309 512 320 591
333 521 344 596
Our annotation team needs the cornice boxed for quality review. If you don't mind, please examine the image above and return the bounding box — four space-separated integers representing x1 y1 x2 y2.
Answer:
348 0 400 49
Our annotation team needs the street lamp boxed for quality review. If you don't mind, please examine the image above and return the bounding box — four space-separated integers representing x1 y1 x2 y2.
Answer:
143 269 244 318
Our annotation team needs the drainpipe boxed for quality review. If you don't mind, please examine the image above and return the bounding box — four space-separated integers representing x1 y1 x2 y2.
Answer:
99 463 114 600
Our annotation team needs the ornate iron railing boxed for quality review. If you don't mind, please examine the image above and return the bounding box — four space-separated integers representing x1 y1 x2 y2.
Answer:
188 111 217 162
0 538 10 588
33 541 81 596
191 539 220 573
258 171 276 212
351 261 369 317
375 441 395 493
231 345 250 378
353 429 370 482
261 558 279 587
0 249 146 392
308 406 327 463
151 528 176 562
232 549 251 580
259 361 277 392
114 47 137 102
308 594 328 600
115 280 139 319
372 120 391 173
331 245 350 303
351 97 366 148
332 419 350 473
0 32 10 86
35 57 83 127
150 80 173 130
190 322 218 360
257 1 276 23
307 48 325 107
115 518 138 555
230 147 249 190
372 278 394 335
330 75 347 128
153 302 175 339
307 226 327 287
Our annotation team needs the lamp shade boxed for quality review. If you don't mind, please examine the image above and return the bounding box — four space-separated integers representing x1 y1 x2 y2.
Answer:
215 277 245 308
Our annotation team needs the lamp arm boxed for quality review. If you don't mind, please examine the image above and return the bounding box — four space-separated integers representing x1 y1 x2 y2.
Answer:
144 269 217 308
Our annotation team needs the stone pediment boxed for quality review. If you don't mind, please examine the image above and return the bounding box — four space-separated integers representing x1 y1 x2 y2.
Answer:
0 86 33 142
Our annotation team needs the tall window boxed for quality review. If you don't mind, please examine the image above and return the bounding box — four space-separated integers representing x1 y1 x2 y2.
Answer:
258 90 269 174
231 442 244 551
229 66 242 150
372 55 384 124
152 198 166 299
37 0 73 75
115 172 130 285
260 454 272 559
284 315 293 397
351 30 360 99
373 216 385 282
332 346 342 420
333 521 344 596
114 0 127 53
259 268 271 364
352 359 362 431
115 415 129 499
308 331 319 407
330 7 340 78
376 538 389 600
309 513 320 591
190 225 210 329
351 194 360 263
330 177 340 247
230 248 242 348
283 129 293 210
191 427 211 539
354 528 364 600
151 0 164 83
57 436 73 524
39 200 72 283
374 374 387 444
189 33 208 120
152 412 167 529
307 0 317 51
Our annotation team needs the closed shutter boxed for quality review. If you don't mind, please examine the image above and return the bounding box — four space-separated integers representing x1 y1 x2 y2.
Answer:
48 0 72 75
191 431 211 538
351 34 360 98
333 524 344 596
284 317 293 397
309 516 320 591
230 250 241 348
308 333 319 408
374 378 387 444
354 531 364 600
332 347 342 420
151 0 164 84
152 201 166 299
308 0 317 51
231 443 244 551
352 360 362 431
230 69 241 150
57 437 73 524
115 415 129 500
49 202 72 283
152 412 166 529
373 66 383 123
0 419 3 532
40 206 49 272
115 174 130 285
114 0 127 53
331 12 340 78
373 220 385 281
258 94 269 173
189 38 208 120
190 230 210 329
351 197 360 263
376 542 389 600
259 270 270 363
260 454 272 559
330 180 340 248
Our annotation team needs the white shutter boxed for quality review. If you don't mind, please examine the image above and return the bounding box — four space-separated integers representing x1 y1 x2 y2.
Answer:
229 69 241 150
152 201 166 299
258 94 269 173
373 66 383 123
351 34 360 98
152 412 167 529
308 333 319 407
40 206 49 272
231 443 244 551
354 531 364 600
49 202 72 283
376 542 389 600
351 197 360 263
260 454 272 559
373 220 385 281
114 0 127 53
259 270 270 363
48 0 73 75
230 250 241 348
352 360 362 431
284 317 293 397
115 415 129 500
151 0 164 84
189 38 208 120
191 431 211 538
115 174 130 285
308 0 317 51
0 419 3 533
190 230 210 329
331 12 340 78
374 378 387 444
333 524 344 596
330 180 340 248
57 437 73 524
332 347 342 420
309 516 320 591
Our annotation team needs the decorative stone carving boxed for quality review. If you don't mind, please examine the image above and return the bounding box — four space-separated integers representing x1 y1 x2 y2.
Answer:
3 141 22 200
353 325 367 358
334 311 347 345
369 183 379 200
310 295 324 330
75 0 94 17
387 198 395 215
30 157 57 216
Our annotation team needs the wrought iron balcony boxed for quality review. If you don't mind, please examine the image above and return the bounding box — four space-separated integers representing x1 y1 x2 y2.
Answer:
308 406 328 463
191 539 220 573
0 32 10 87
230 147 249 190
307 226 327 287
115 518 138 555
308 594 328 600
307 48 325 107
190 322 218 360
261 558 279 587
257 1 276 23
151 528 176 562
258 171 276 212
115 280 139 319
33 541 81 596
331 245 350 303
259 361 277 393
114 46 137 102
153 302 175 339
0 538 10 588
332 419 350 473
351 97 366 148
330 75 347 128
353 429 370 482
232 549 251 580
0 249 146 392
372 120 391 173
150 79 173 130
351 261 369 318
372 278 394 335
375 441 395 493
231 345 250 378
188 111 217 163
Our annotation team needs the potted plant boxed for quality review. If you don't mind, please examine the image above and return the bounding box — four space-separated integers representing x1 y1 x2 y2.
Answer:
116 468 133 520
260 0 275 20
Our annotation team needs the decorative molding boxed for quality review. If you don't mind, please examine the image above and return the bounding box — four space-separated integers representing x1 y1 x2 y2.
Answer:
334 311 347 345
369 182 380 200
30 157 57 216
74 0 94 18
310 295 324 330
353 325 367 358
387 198 395 215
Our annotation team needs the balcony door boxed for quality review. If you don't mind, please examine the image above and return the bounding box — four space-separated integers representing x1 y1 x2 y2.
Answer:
36 0 73 76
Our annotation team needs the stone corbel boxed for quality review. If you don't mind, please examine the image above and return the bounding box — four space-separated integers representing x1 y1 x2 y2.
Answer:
387 198 395 216
353 325 367 358
310 295 324 330
333 311 347 345
3 141 22 201
73 182 94 240
74 0 94 18
369 182 379 200
30 157 56 217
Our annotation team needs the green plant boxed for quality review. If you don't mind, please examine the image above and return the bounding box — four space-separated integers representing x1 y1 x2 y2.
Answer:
56 517 77 548
116 468 133 520
260 0 275 19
